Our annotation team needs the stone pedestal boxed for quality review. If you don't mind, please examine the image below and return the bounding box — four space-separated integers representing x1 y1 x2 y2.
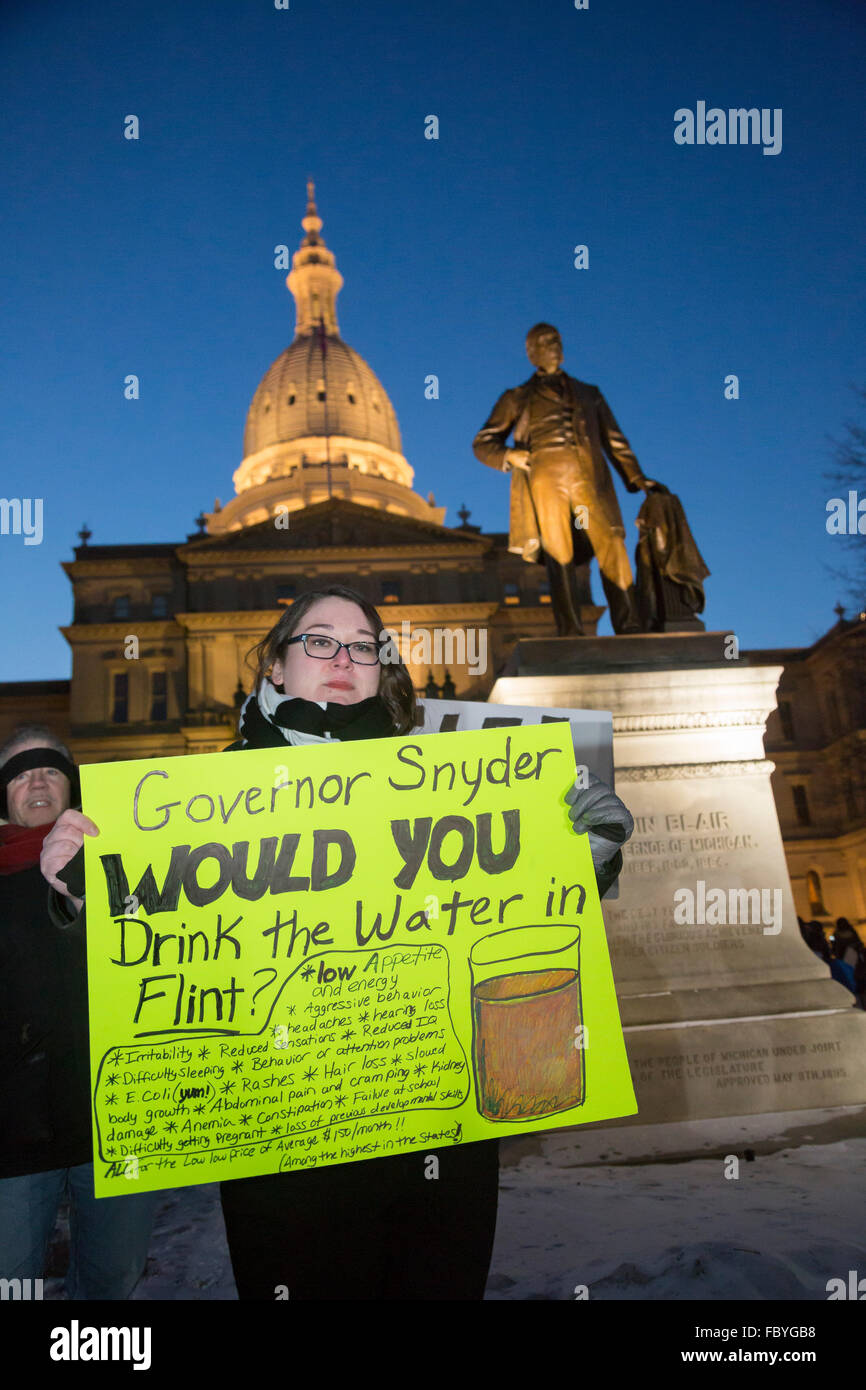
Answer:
491 633 866 1124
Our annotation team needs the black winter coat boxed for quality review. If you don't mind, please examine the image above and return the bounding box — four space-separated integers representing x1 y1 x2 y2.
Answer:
0 863 92 1178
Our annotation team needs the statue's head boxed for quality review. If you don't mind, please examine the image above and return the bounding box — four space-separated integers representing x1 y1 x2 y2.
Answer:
526 323 563 373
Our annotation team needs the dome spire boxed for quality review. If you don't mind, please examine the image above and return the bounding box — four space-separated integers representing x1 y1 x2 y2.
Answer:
286 179 343 337
301 178 323 243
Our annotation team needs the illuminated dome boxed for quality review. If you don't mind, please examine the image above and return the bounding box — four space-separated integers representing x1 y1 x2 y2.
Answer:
243 335 402 459
208 183 443 533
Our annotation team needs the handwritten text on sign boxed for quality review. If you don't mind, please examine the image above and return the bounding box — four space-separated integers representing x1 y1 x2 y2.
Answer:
82 724 636 1196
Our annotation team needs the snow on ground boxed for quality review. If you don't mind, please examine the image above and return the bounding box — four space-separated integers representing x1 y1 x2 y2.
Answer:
487 1139 866 1300
43 1108 866 1301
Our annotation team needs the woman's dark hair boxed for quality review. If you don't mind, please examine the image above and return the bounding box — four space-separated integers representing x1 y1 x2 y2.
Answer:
247 585 420 734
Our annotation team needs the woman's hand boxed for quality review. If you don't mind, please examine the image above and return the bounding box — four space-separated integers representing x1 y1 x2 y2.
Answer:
40 809 100 906
565 773 634 872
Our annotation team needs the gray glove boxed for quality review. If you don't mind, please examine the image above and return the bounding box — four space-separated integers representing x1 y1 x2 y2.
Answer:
565 772 634 872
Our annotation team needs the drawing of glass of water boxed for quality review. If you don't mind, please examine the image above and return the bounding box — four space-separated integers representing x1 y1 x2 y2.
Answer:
469 924 585 1122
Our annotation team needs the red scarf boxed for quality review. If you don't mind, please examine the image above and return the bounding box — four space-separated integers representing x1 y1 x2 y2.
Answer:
0 820 54 874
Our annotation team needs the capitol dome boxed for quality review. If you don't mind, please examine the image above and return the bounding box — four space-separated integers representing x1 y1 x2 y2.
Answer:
243 334 402 459
208 183 444 533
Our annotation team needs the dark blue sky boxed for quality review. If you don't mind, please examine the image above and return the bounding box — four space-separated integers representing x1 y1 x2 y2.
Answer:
2 0 864 679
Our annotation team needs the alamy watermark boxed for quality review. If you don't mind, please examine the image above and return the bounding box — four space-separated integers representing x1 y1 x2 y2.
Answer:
50 1322 152 1369
379 621 487 677
0 1277 43 1300
826 491 865 535
827 1270 866 1299
674 103 782 156
0 497 43 545
673 880 782 934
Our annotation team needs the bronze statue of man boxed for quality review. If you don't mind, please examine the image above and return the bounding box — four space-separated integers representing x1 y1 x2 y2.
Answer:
473 323 661 635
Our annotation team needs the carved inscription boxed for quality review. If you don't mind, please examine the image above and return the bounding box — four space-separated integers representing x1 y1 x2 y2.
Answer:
625 810 759 877
630 1039 849 1093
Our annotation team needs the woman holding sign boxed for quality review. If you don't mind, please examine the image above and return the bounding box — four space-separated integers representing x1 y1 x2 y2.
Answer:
41 584 633 1301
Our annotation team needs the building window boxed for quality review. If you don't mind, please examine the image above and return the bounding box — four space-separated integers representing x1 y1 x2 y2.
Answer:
112 672 129 723
806 870 827 916
150 670 168 722
151 594 168 619
778 700 795 741
381 578 402 604
287 393 296 406
277 582 296 607
539 581 551 605
113 595 130 620
317 377 326 402
504 582 520 606
792 784 811 826
347 386 356 404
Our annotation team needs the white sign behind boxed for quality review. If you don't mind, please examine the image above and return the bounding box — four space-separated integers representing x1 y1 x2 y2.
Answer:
417 698 614 790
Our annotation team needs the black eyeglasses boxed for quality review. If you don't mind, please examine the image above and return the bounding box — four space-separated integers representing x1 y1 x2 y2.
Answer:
284 633 383 665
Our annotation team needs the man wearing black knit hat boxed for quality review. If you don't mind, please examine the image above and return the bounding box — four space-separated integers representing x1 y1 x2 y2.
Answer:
0 724 156 1299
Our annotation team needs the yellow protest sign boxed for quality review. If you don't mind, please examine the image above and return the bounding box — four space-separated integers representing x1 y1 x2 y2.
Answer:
81 723 636 1196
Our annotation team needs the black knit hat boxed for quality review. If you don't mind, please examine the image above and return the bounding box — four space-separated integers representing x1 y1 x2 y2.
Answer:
0 746 81 819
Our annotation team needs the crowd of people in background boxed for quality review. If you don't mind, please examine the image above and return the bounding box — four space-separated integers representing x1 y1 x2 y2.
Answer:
799 915 866 1009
